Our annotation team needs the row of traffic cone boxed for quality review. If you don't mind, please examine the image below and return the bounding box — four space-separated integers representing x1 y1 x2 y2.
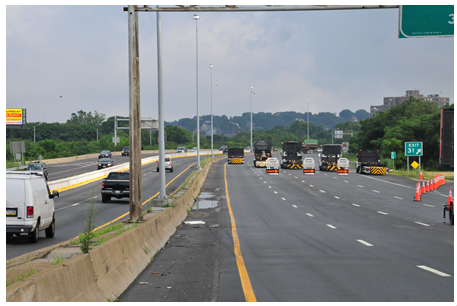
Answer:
414 173 449 201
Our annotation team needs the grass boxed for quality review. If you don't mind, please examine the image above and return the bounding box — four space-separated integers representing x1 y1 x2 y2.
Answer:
6 266 36 287
51 253 65 266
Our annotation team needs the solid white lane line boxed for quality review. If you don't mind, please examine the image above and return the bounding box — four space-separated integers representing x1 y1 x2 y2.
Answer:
357 185 364 188
319 190 326 193
281 197 286 201
415 221 430 227
417 265 451 277
372 190 380 193
394 196 403 200
377 211 388 215
306 213 314 217
292 205 297 208
71 203 80 206
357 240 373 247
326 224 337 229
352 203 360 207
423 204 435 208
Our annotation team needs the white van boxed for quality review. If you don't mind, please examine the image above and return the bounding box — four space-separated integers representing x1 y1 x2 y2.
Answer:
6 171 59 243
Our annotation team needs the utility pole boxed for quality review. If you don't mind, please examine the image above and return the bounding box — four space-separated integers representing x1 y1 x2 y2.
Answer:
157 8 167 200
128 5 142 221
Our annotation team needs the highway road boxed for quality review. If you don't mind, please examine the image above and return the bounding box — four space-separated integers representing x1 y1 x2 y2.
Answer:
6 154 201 260
45 153 157 181
121 154 453 302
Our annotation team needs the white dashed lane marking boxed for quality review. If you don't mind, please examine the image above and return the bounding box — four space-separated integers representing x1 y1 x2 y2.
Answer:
357 240 373 247
319 190 326 193
326 224 337 229
377 211 388 215
281 197 286 201
357 185 364 188
292 205 297 208
417 265 451 277
423 204 435 207
394 196 403 200
306 213 314 217
352 204 360 207
373 190 380 193
415 221 430 227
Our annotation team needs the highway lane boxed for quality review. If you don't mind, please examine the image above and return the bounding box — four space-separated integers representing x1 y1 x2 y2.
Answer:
46 153 157 181
223 156 453 301
6 155 201 260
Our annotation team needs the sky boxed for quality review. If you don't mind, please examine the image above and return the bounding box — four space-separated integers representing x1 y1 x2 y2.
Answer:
4 3 454 124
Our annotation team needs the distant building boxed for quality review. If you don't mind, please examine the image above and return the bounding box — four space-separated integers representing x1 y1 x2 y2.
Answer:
370 90 450 117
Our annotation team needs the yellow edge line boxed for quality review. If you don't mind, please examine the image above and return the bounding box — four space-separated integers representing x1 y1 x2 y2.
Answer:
224 163 257 302
74 162 196 236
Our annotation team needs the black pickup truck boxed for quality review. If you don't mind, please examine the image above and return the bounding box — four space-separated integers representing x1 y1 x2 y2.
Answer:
101 171 129 203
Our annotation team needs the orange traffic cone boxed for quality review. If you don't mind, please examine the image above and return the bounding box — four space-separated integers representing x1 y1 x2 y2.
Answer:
414 182 421 201
419 171 423 180
422 181 426 194
426 179 430 192
418 181 422 196
430 178 435 191
447 189 453 206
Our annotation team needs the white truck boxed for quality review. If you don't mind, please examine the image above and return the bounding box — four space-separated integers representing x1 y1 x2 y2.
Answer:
6 171 59 243
303 157 315 174
337 158 349 175
266 157 280 174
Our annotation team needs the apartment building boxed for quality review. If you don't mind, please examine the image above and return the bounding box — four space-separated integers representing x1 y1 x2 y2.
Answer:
370 90 450 117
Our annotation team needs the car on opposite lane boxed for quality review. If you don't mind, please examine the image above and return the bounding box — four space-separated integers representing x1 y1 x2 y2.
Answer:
98 158 114 170
99 150 112 159
176 147 187 153
157 156 173 172
26 162 49 180
121 147 130 156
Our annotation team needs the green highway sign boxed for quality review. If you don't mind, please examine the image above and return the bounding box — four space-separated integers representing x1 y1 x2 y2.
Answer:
399 5 454 38
391 152 396 159
405 142 423 156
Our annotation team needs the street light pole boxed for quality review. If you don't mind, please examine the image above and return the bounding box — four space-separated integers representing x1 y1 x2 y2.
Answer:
250 85 253 151
307 99 309 140
210 64 213 157
194 14 201 171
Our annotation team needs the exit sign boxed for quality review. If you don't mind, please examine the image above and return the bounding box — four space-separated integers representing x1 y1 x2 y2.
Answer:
405 142 423 156
399 5 454 38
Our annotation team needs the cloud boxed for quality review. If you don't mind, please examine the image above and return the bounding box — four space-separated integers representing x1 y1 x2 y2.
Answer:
6 5 453 124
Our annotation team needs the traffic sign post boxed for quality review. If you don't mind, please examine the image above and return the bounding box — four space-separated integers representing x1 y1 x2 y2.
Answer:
405 142 423 173
399 5 454 38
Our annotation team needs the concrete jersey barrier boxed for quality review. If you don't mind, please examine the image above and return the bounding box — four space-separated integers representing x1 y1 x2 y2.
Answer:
6 154 227 302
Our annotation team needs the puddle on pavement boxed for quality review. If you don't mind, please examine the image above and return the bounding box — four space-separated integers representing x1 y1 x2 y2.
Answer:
192 199 218 210
193 192 219 210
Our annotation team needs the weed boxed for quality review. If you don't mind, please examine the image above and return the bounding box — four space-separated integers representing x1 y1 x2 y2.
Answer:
107 293 121 302
80 189 97 253
94 235 110 246
143 245 150 255
52 253 64 266
93 269 98 282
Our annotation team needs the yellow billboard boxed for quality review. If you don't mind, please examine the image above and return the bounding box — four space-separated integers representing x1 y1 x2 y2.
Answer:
6 109 23 124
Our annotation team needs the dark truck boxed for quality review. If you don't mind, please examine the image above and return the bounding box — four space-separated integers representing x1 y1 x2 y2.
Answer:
356 150 387 175
228 147 244 164
319 144 343 171
101 171 130 203
281 141 304 169
253 140 272 167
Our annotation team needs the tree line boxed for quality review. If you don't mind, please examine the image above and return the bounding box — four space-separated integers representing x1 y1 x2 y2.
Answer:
6 101 452 171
